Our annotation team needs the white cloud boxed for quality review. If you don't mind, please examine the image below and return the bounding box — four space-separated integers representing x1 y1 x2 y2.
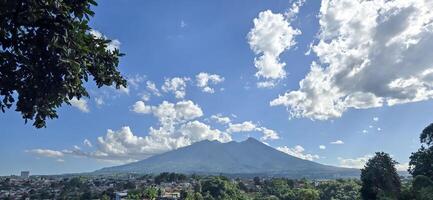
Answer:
179 121 231 143
151 100 203 126
227 121 257 133
373 117 379 122
226 121 279 141
162 77 190 98
132 100 204 121
247 9 301 80
257 81 277 89
83 139 92 147
377 127 382 131
338 155 372 169
272 0 433 120
362 129 368 134
132 101 152 114
141 93 151 102
63 120 230 162
146 81 161 96
260 127 280 140
180 20 187 28
26 149 64 158
319 145 326 150
277 145 319 161
94 97 104 106
196 73 224 93
330 140 344 145
118 85 129 94
396 162 409 171
70 97 90 113
210 114 231 124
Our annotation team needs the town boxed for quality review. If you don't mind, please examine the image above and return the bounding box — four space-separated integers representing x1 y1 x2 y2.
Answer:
0 171 414 200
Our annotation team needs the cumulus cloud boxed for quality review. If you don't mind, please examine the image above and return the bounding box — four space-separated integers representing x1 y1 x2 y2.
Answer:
277 145 319 161
272 0 433 120
396 162 409 171
260 127 280 140
54 98 225 162
247 1 302 84
69 97 90 113
330 140 344 145
146 81 161 96
83 139 92 147
210 114 231 124
227 121 257 133
26 149 64 158
226 121 279 141
196 73 224 93
319 145 326 150
162 77 190 99
132 101 152 114
179 121 231 143
338 155 372 169
63 121 231 162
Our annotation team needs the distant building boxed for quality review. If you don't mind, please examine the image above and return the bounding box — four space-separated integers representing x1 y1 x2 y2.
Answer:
20 171 29 179
115 192 127 200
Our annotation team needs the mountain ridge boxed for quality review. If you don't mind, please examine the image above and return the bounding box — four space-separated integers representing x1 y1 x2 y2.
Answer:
96 138 360 179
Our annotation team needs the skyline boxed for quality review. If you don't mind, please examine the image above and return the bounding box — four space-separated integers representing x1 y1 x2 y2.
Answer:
1 0 433 175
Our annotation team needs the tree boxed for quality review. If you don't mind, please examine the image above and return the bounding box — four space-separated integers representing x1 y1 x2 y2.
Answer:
420 123 433 146
100 194 110 200
409 123 433 180
143 187 158 200
412 175 433 200
0 0 126 128
295 188 320 200
360 152 401 200
200 176 248 200
318 179 361 200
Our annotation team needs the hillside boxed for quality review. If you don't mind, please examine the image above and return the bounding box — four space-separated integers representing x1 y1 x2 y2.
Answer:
96 138 359 178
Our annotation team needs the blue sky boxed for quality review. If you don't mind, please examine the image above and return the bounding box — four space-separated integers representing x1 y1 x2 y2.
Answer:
1 0 433 175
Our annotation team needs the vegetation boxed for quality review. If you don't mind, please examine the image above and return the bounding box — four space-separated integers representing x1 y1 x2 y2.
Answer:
404 123 433 199
360 152 401 199
317 179 361 200
0 0 126 128
154 172 188 184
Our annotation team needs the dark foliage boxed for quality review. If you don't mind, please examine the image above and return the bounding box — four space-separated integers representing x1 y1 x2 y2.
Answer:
360 152 401 200
420 123 433 146
409 123 433 180
0 0 126 128
154 172 187 184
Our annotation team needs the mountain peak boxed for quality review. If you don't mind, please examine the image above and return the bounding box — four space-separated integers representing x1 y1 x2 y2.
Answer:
96 136 360 178
243 137 261 143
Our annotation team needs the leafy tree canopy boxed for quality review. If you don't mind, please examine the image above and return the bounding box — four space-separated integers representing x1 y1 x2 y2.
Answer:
409 123 433 180
360 152 401 200
0 0 126 128
420 123 433 146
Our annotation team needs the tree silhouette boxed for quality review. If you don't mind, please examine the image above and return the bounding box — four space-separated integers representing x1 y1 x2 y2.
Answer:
409 123 433 180
0 0 126 128
360 152 401 200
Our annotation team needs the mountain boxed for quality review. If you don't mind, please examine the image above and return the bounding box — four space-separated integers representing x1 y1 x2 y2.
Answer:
95 138 360 178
